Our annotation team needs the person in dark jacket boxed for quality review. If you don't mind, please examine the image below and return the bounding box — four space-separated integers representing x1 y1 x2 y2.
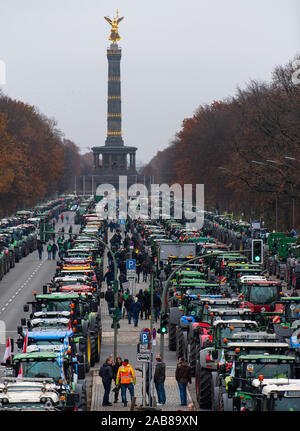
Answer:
124 294 133 324
175 357 192 406
130 297 141 327
154 354 166 405
104 287 114 315
112 356 122 403
99 357 113 406
153 292 162 322
104 268 114 287
143 289 151 320
51 243 58 260
37 242 43 260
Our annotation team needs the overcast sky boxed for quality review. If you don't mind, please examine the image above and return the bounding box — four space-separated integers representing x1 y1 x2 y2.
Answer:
0 0 299 164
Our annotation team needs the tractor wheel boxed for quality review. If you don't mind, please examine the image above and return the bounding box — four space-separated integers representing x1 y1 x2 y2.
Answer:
189 339 199 377
218 391 233 411
176 326 184 359
168 323 177 351
90 337 96 367
195 361 212 410
75 383 87 411
85 336 91 372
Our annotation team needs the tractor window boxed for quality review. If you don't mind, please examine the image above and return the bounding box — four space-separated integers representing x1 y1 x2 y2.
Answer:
285 304 300 322
248 285 279 305
244 362 292 379
45 300 72 312
21 360 62 384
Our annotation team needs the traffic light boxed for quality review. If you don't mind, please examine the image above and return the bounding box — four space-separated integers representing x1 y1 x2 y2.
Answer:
252 239 263 264
158 312 169 334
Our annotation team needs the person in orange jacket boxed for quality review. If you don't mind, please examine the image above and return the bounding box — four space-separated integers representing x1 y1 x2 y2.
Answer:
116 358 136 407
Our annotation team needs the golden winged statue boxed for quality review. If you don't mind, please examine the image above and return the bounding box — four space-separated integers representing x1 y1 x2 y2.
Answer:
104 10 124 43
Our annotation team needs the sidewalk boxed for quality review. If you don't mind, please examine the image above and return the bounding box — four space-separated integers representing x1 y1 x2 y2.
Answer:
90 229 197 411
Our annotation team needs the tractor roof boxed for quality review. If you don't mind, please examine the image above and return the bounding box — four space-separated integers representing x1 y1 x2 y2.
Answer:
13 352 64 361
213 319 257 327
238 354 295 361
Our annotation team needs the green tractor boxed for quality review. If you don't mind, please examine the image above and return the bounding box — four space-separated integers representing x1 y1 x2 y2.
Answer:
216 353 297 411
24 291 102 371
194 319 258 409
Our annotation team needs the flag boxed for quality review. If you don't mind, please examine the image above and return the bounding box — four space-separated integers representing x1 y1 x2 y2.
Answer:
18 330 28 378
3 338 11 363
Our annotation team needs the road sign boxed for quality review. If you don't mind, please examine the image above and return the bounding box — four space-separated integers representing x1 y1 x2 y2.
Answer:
126 259 136 270
127 270 136 280
137 353 151 362
272 315 281 324
141 332 150 345
138 343 150 353
152 328 157 339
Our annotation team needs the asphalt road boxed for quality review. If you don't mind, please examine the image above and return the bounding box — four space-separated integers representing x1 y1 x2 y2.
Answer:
0 211 78 367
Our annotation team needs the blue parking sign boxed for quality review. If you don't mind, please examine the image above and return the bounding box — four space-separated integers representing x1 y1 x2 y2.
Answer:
126 259 136 270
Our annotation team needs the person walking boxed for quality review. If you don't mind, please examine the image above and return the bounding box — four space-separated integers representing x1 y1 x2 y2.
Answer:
175 357 192 406
104 287 114 315
153 292 162 323
142 259 149 282
136 261 142 283
124 294 133 324
118 291 124 320
60 213 64 223
47 243 52 260
104 268 114 287
130 296 141 327
112 356 122 403
143 289 151 320
51 243 58 260
66 214 69 224
116 358 136 407
154 354 166 406
99 357 113 406
37 242 43 260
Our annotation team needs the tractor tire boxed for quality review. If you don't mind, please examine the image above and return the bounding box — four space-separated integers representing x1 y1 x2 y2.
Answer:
94 326 101 363
168 323 177 351
195 360 212 410
189 339 199 377
90 337 96 367
85 336 91 372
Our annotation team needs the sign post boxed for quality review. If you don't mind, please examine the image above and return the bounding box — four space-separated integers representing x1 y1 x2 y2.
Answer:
127 259 136 296
138 329 151 407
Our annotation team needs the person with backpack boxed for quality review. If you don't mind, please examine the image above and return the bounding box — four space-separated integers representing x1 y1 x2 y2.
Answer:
116 359 136 407
37 242 43 260
99 357 113 406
